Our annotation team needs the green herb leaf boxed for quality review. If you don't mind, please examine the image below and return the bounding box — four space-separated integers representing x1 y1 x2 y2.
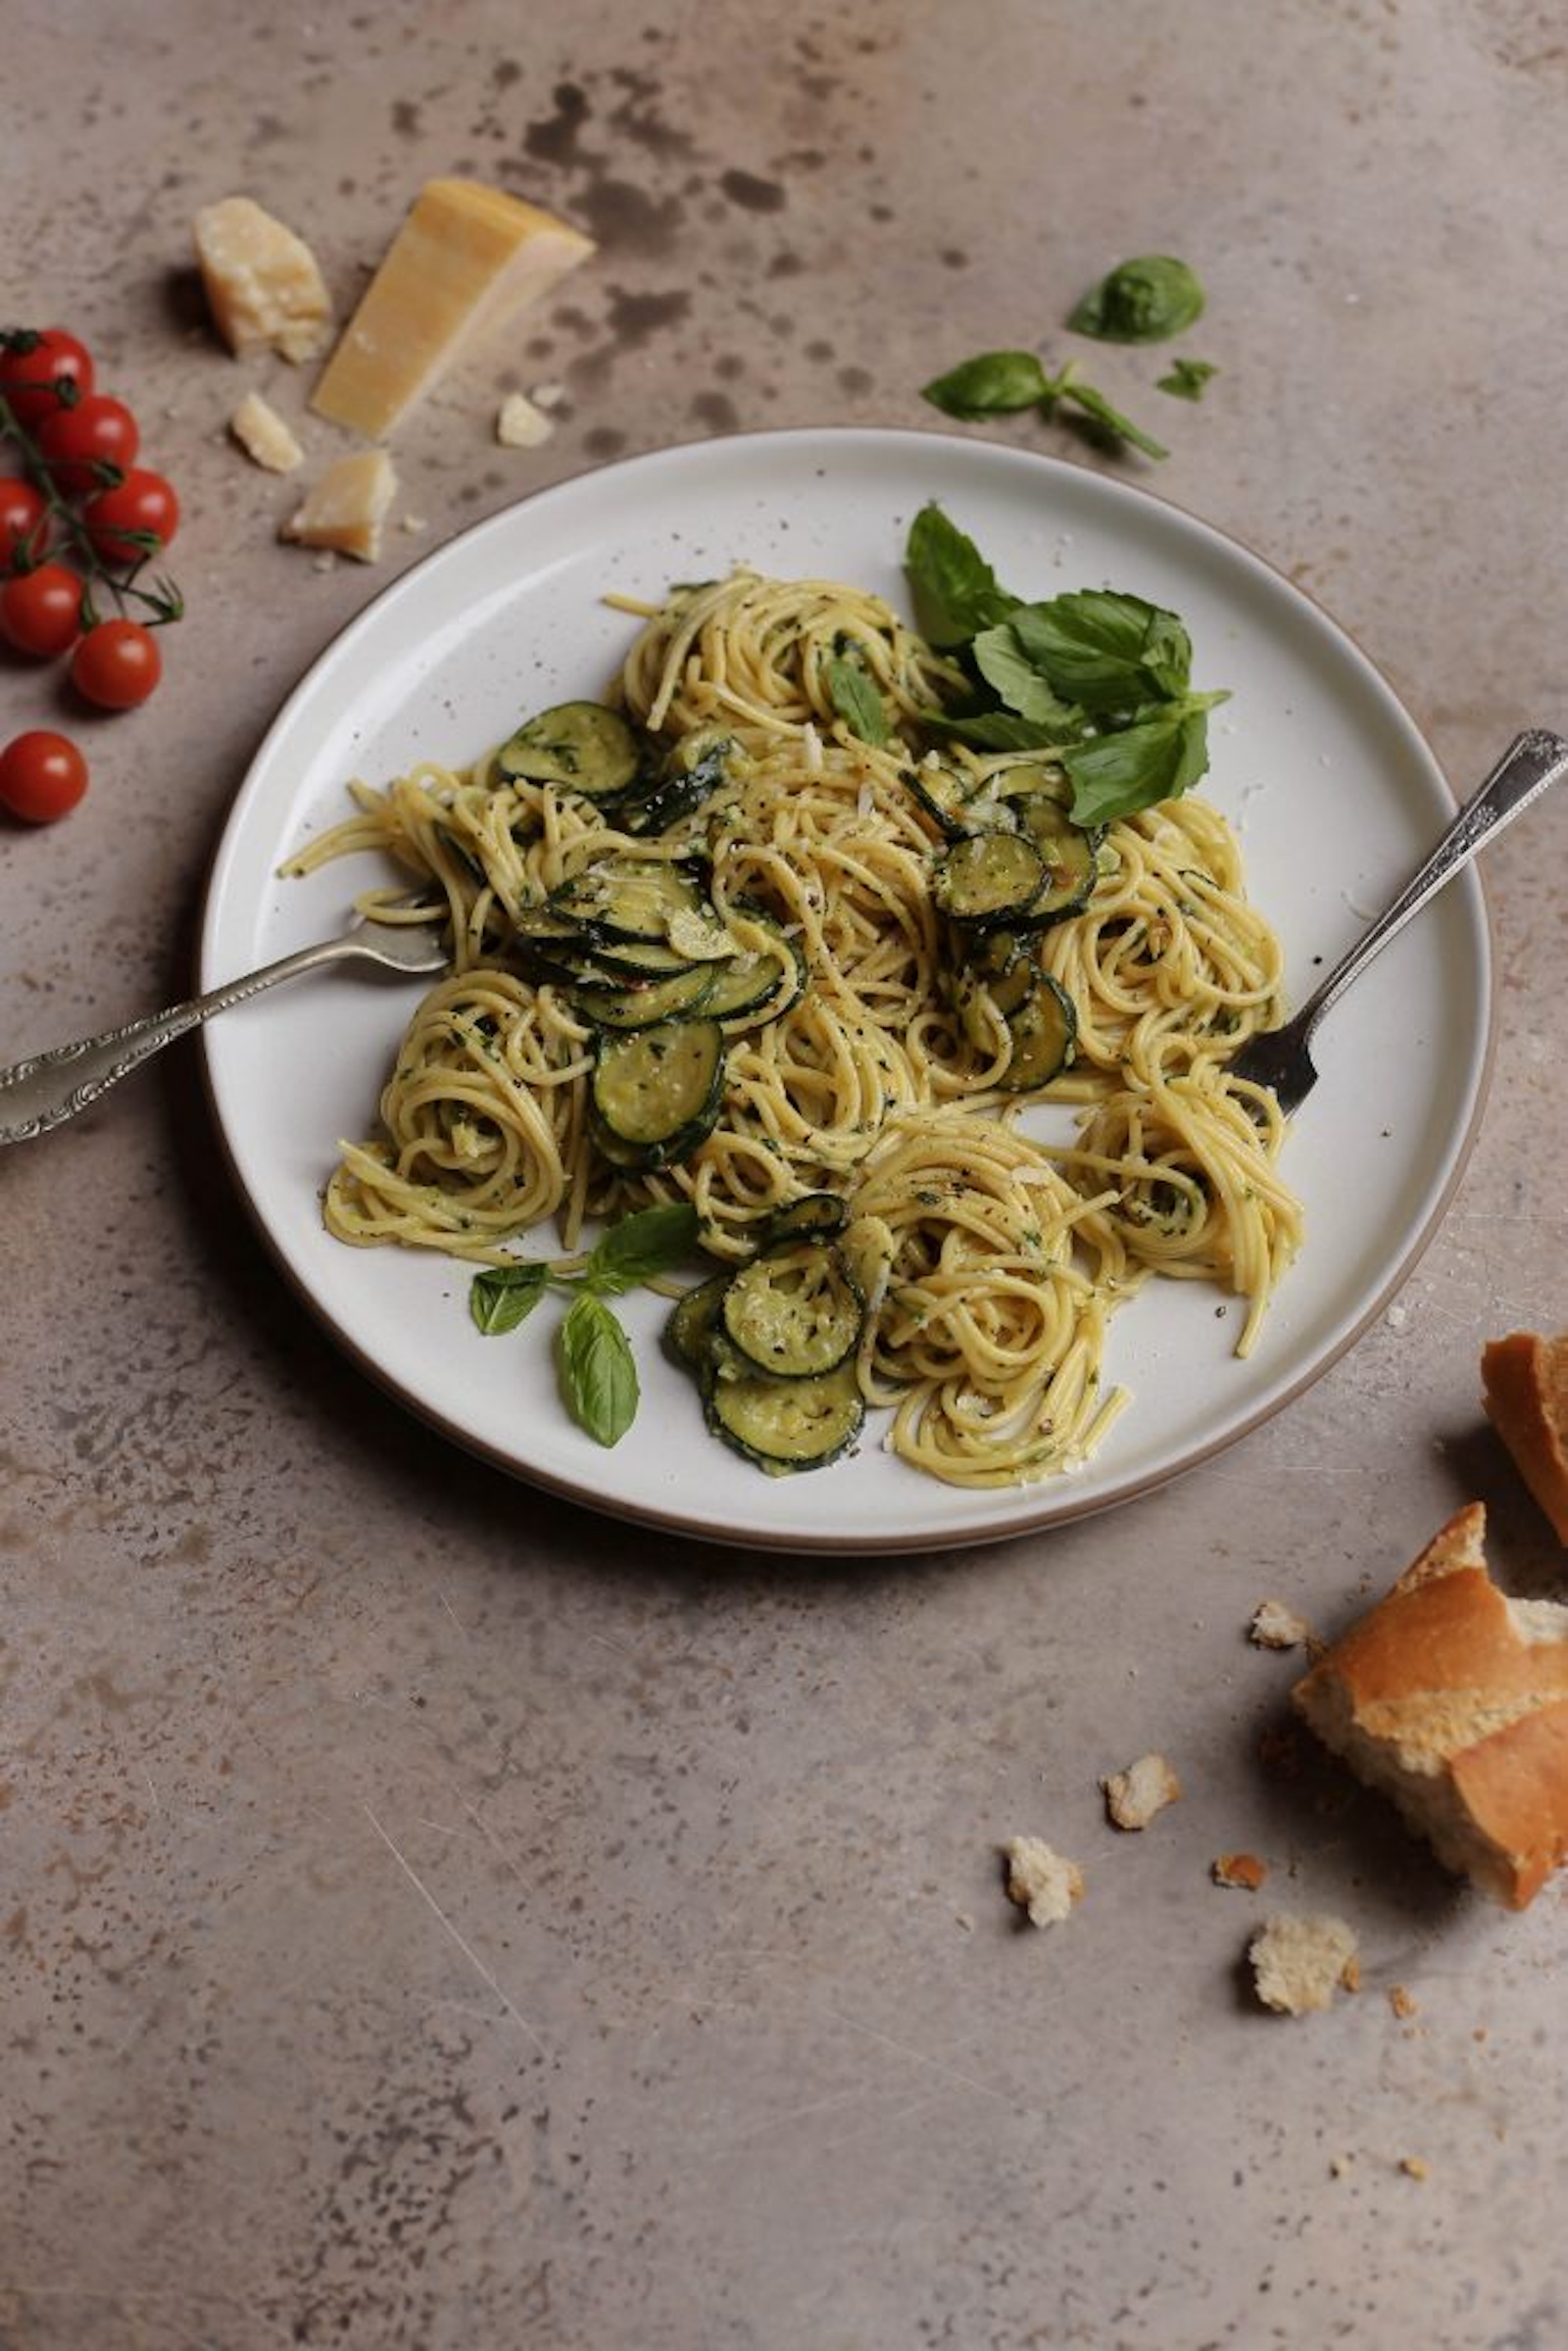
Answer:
583 1200 701 1296
558 1293 640 1445
1062 699 1222 827
971 623 1085 731
1068 256 1205 344
905 504 1019 647
469 1259 552 1335
1041 366 1168 461
1156 358 1219 402
918 707 1064 754
1009 591 1193 711
826 655 890 746
920 349 1052 419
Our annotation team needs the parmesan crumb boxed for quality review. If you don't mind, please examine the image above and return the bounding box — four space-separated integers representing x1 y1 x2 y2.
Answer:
1003 1836 1084 1929
227 390 304 473
1101 1751 1182 1831
496 390 555 448
1400 2155 1430 2181
1249 1913 1360 2015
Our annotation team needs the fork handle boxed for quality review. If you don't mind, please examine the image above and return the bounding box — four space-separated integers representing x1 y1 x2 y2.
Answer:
1287 727 1568 1049
0 931 368 1146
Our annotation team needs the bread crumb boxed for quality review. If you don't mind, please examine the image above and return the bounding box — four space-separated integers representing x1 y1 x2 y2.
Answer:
1249 1913 1360 2015
1400 2155 1430 2181
496 390 555 448
1101 1751 1182 1831
1003 1836 1084 1929
1329 2153 1353 2179
227 390 304 473
1250 1598 1314 1651
1389 1984 1419 2020
1212 1851 1269 1891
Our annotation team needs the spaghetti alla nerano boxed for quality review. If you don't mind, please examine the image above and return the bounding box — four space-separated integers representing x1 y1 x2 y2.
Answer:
282 552 1301 1488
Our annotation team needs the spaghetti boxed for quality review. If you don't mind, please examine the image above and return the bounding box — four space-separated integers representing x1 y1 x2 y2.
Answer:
282 563 1302 1486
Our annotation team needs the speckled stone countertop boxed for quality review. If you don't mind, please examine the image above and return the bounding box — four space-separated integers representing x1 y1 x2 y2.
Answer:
5 4 1567 2346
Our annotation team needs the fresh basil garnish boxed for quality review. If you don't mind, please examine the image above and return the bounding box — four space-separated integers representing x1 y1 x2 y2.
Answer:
469 1259 551 1334
1068 256 1205 344
582 1200 700 1295
826 654 890 746
920 350 1051 419
558 1293 640 1447
904 508 1229 827
1156 358 1219 402
1040 366 1168 462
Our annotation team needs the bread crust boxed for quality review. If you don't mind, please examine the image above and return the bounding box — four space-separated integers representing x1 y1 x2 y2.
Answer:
1483 1331 1568 1544
1292 1503 1568 1908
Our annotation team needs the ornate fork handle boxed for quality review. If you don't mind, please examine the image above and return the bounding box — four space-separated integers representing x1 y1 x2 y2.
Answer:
0 933 372 1146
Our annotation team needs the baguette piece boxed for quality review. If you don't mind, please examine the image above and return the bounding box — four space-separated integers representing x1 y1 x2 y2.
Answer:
1292 1503 1568 1908
1483 1331 1568 1543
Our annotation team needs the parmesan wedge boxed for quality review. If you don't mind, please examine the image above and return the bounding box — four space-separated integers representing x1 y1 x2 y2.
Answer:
281 450 397 563
194 197 332 364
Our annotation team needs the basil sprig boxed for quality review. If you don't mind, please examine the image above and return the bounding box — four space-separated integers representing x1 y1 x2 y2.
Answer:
921 350 1167 462
1068 256 1205 344
469 1200 699 1445
905 504 1229 826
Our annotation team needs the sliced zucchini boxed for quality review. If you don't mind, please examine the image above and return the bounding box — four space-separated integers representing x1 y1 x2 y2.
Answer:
702 918 807 1026
552 857 711 944
588 934 711 980
1011 795 1099 922
619 730 736 837
590 1018 727 1167
932 831 1047 928
952 948 1039 1052
497 701 644 799
705 1357 864 1473
760 1192 849 1248
719 1243 864 1378
996 971 1079 1092
993 758 1072 809
905 760 985 839
665 1271 731 1370
574 963 718 1030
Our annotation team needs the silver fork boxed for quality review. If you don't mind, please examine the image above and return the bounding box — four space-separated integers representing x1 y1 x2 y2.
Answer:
1228 728 1568 1113
0 899 449 1147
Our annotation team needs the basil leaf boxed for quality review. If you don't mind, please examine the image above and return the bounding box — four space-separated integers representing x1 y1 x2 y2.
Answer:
905 504 1019 647
826 656 890 746
469 1260 551 1335
971 623 1084 732
921 349 1051 419
1068 256 1205 344
558 1293 639 1445
1010 592 1192 711
1042 370 1168 462
918 708 1065 754
1062 701 1217 827
584 1200 700 1296
1157 358 1219 402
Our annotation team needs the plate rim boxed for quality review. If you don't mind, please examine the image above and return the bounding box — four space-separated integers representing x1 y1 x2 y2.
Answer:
197 423 1494 1554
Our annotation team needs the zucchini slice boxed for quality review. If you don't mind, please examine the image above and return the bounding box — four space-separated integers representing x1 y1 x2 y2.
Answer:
552 857 715 945
719 1243 864 1378
590 1018 727 1166
619 730 736 837
497 701 643 799
1011 795 1099 922
705 1358 864 1473
702 918 807 1027
665 1271 731 1370
996 971 1079 1092
905 760 986 839
932 831 1048 928
574 962 718 1030
760 1192 850 1248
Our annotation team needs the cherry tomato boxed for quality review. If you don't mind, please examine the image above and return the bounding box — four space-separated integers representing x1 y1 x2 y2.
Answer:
82 468 180 567
0 476 49 565
0 561 84 659
0 730 89 822
0 329 95 429
71 617 163 710
34 393 140 497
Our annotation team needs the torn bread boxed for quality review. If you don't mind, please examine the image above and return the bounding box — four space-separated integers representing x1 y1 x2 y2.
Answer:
1483 1331 1568 1543
1292 1502 1568 1907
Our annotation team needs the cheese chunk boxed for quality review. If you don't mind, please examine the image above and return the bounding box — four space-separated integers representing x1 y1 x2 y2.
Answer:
194 197 332 364
281 451 397 563
311 179 595 440
228 391 305 473
495 390 555 449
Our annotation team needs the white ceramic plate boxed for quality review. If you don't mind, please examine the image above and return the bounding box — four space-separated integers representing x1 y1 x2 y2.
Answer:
199 427 1491 1553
